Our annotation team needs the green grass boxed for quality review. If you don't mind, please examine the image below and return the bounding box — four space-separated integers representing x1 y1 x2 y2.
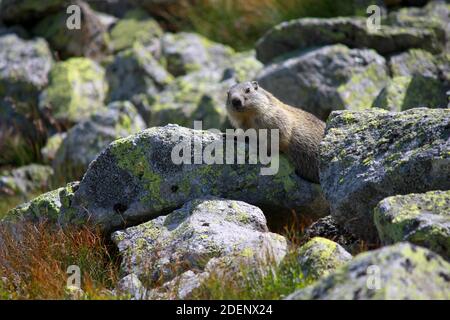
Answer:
191 247 313 300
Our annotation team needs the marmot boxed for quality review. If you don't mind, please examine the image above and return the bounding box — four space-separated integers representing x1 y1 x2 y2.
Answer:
226 81 325 183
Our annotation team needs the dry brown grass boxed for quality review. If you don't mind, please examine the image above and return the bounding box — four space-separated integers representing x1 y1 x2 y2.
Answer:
0 222 120 299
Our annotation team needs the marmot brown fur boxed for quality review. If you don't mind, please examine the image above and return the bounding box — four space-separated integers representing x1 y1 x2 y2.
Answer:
226 81 325 183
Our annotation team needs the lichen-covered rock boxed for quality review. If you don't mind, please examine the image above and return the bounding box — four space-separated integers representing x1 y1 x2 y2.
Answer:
33 1 110 60
0 164 53 198
111 198 288 285
320 108 450 242
0 0 65 24
286 242 450 300
256 16 446 64
161 32 235 77
116 274 147 300
257 44 388 120
106 42 173 103
389 49 441 79
3 182 79 224
139 49 262 128
52 101 145 184
41 132 67 164
372 75 448 111
302 216 361 254
39 57 108 125
296 237 352 280
109 9 163 53
387 1 449 51
65 125 328 232
144 74 232 130
374 190 450 260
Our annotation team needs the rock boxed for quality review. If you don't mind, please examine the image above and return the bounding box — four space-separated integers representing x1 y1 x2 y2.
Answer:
162 32 262 79
139 50 262 128
39 57 108 126
146 270 208 300
0 164 53 198
52 101 145 184
256 16 445 65
389 49 441 79
372 75 448 111
387 1 449 50
41 132 67 164
111 198 288 285
106 42 173 103
296 237 352 281
0 34 53 115
257 44 388 120
0 0 65 24
65 125 329 232
374 190 450 260
302 216 362 254
286 242 450 300
144 74 232 130
109 9 162 52
319 108 450 242
3 182 79 224
161 32 233 77
374 49 449 111
116 274 147 300
33 1 110 60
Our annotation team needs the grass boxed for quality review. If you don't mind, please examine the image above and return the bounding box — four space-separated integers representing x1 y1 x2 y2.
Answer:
0 222 121 299
155 0 365 50
191 247 313 300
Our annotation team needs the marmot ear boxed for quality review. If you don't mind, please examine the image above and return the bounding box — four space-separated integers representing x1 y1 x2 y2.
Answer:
251 81 259 90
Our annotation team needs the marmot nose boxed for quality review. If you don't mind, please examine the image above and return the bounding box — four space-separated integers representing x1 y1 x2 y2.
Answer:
232 98 242 108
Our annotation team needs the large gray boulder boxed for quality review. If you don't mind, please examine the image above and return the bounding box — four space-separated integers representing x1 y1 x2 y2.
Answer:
374 190 450 260
52 101 145 184
0 34 53 106
387 1 450 51
111 198 287 286
106 42 173 103
320 108 450 242
65 125 329 233
372 49 449 111
257 44 388 120
286 242 450 300
256 16 446 64
39 57 108 126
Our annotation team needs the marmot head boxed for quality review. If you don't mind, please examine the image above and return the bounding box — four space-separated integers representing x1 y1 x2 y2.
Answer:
226 81 270 114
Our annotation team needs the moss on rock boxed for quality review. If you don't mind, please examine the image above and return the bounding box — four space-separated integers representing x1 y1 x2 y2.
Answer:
374 190 450 260
39 57 107 125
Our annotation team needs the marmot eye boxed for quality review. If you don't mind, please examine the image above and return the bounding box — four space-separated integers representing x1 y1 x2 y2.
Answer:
245 88 251 94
